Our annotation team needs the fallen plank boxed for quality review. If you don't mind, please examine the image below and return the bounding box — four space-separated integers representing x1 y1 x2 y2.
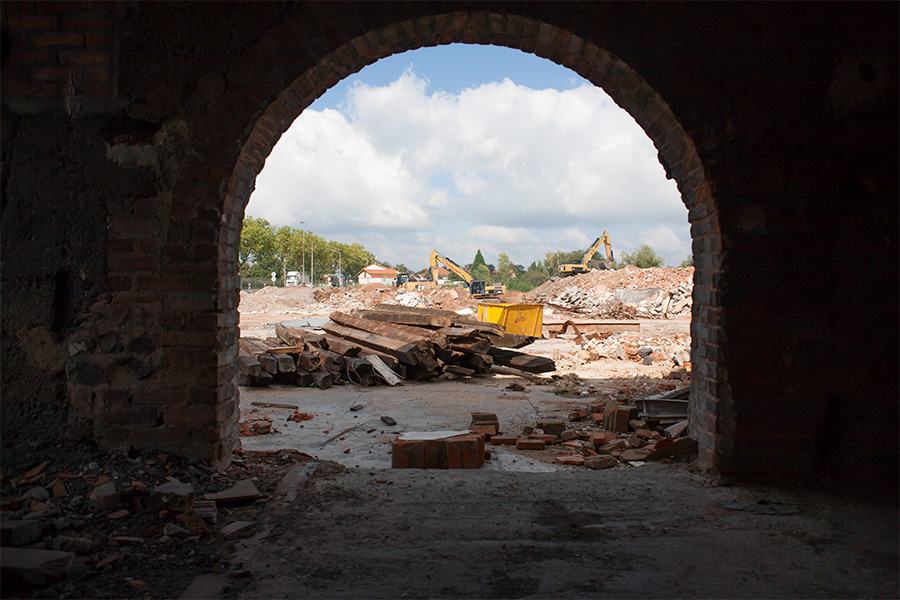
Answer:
275 323 324 347
275 354 296 373
450 340 492 355
351 313 449 348
238 354 262 377
365 305 454 327
321 334 362 357
487 347 556 373
365 354 403 386
329 311 433 351
444 365 475 376
296 352 321 372
256 354 278 375
311 368 334 389
322 322 421 365
294 369 313 387
250 401 298 410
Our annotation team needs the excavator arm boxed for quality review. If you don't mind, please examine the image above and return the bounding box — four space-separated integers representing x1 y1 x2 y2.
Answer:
429 249 501 296
559 231 614 276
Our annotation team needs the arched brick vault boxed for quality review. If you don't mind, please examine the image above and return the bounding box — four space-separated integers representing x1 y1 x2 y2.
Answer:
216 13 730 471
3 2 895 480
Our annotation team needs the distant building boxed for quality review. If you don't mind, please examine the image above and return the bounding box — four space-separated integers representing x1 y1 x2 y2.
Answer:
356 263 400 286
431 267 451 285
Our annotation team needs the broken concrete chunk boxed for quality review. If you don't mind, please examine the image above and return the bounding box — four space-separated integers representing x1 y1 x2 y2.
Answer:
673 351 691 366
560 429 576 442
219 521 256 540
350 404 365 412
162 523 191 539
204 479 261 504
584 455 619 470
380 416 397 426
1 520 43 547
150 481 194 512
0 547 75 586
22 486 50 502
50 535 93 554
87 482 120 511
536 420 566 438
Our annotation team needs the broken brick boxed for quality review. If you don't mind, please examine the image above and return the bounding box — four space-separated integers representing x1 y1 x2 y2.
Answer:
392 433 485 469
87 481 120 511
553 454 585 465
516 439 546 451
568 410 589 421
598 439 627 454
489 435 519 445
584 455 618 470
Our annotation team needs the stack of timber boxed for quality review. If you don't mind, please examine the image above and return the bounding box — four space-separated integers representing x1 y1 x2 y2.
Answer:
237 304 556 388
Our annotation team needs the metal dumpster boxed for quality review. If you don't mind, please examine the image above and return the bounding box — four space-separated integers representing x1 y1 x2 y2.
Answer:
477 303 543 337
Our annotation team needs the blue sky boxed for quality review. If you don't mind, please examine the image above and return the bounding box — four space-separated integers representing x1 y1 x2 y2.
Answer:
247 44 690 271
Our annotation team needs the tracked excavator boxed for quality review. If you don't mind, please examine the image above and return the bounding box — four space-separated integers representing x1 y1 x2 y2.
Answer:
396 271 436 292
429 250 506 297
558 231 615 276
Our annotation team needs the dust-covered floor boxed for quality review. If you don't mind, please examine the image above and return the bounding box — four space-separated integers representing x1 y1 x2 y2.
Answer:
187 462 898 600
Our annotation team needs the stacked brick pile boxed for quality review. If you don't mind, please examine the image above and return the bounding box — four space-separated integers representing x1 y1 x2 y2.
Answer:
492 398 695 469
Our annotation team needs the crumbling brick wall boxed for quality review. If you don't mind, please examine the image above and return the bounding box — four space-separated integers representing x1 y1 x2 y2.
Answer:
1 2 896 480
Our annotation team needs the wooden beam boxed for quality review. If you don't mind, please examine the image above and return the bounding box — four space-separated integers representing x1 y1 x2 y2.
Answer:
487 347 556 373
329 311 433 351
322 322 421 365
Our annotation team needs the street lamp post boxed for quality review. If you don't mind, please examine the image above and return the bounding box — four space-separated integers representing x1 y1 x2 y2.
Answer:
330 249 342 287
300 221 305 285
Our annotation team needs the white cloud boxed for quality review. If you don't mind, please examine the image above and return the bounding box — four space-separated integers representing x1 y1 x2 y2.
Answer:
247 68 690 270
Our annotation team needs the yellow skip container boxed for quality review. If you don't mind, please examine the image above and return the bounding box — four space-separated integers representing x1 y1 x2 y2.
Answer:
477 303 543 337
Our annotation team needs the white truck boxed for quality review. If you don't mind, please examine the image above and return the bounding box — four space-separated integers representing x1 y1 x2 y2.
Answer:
285 271 301 287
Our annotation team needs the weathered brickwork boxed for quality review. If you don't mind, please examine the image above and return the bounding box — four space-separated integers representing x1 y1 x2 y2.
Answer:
2 3 896 480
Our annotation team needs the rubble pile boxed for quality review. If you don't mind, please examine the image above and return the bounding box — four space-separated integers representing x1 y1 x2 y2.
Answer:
238 285 318 315
485 386 694 469
527 266 694 319
554 330 691 377
0 444 318 597
238 284 480 318
238 304 553 388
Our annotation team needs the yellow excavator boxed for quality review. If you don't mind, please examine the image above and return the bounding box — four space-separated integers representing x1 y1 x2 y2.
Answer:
396 271 437 292
558 231 615 276
429 250 507 297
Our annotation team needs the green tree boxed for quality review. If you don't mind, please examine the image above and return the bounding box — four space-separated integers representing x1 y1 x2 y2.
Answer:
470 263 491 283
472 249 487 270
239 217 275 277
622 244 665 268
680 255 694 268
496 253 515 284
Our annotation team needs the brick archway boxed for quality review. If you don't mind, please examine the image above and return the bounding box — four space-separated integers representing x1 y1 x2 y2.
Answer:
219 13 728 470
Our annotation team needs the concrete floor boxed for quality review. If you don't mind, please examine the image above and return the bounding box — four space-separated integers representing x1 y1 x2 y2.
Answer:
223 322 897 598
240 373 575 472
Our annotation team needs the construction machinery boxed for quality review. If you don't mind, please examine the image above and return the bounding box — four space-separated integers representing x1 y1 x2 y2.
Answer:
429 250 507 297
558 231 615 276
396 272 436 292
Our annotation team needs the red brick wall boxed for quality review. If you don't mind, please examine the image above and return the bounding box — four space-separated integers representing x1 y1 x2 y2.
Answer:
1 2 896 480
